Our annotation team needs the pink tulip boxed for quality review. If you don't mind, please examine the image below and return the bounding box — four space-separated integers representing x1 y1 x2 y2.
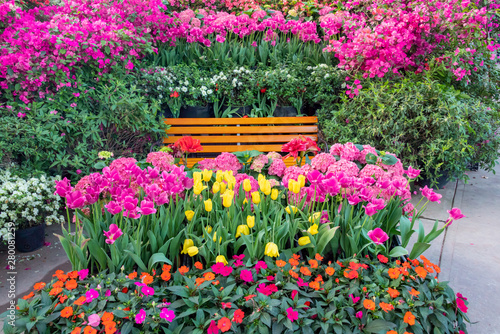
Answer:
66 191 85 209
367 228 389 245
405 166 421 179
105 201 122 215
139 200 156 215
103 224 123 244
446 208 465 226
54 178 72 198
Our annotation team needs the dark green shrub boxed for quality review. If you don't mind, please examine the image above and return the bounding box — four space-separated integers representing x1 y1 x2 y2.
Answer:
319 77 500 186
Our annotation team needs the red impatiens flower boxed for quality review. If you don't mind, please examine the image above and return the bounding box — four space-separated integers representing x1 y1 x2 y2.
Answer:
217 317 231 332
260 88 267 93
232 309 244 324
174 136 203 153
170 91 179 98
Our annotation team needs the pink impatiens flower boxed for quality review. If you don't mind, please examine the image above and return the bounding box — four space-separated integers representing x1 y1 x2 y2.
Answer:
456 293 468 313
367 228 389 245
160 308 176 322
88 314 100 327
135 309 146 324
240 269 253 283
17 112 26 118
286 307 298 322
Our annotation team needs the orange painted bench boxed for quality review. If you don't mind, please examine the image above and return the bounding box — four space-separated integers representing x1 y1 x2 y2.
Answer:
164 116 318 167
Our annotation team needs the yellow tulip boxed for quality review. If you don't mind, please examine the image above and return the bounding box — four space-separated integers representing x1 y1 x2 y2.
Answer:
308 212 321 223
220 182 227 194
264 242 279 257
260 180 271 195
298 236 311 246
185 210 195 221
193 181 206 195
298 174 306 188
292 181 301 194
247 215 255 228
271 188 279 200
223 170 233 182
243 198 248 205
258 174 265 183
212 181 221 194
285 206 298 214
235 225 250 238
216 255 228 265
202 169 213 182
204 199 212 212
205 225 213 234
213 232 222 244
251 191 261 204
288 179 296 192
243 179 252 192
222 189 234 208
181 239 194 254
216 170 224 183
227 178 236 190
187 246 199 257
307 224 319 235
193 171 202 184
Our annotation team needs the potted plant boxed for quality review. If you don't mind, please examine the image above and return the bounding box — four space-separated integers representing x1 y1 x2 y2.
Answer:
211 67 257 117
0 170 64 252
304 63 343 115
256 66 306 117
137 67 179 118
172 65 217 118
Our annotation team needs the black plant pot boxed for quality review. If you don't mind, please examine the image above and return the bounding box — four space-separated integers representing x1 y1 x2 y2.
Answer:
415 171 451 190
221 105 252 117
15 224 45 253
273 106 298 117
159 104 174 119
179 105 214 118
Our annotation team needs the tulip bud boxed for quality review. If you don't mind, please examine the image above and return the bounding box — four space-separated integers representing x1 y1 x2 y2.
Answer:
185 210 195 221
216 255 228 265
202 169 213 182
247 215 255 228
271 188 279 200
193 171 202 184
204 199 212 212
187 246 199 257
251 191 260 205
243 179 252 192
212 181 221 193
298 236 311 246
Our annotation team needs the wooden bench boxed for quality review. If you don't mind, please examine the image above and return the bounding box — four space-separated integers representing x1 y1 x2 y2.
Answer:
164 116 318 167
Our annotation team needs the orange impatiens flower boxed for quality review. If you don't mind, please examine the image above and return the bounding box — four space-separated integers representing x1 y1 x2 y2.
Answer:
276 260 286 268
325 267 335 276
71 327 82 334
194 261 203 270
387 331 398 334
379 302 394 313
404 311 416 325
363 299 376 311
343 269 359 279
53 270 68 282
141 273 154 285
74 296 86 305
83 326 97 334
300 266 312 276
292 254 301 261
409 288 420 298
22 292 34 300
59 295 68 303
61 306 73 318
34 282 46 290
68 271 79 279
387 288 400 298
309 281 321 290
195 278 205 286
217 317 232 332
315 253 323 261
388 268 400 279
289 269 299 279
49 287 62 296
308 259 318 269
65 279 77 290
203 272 215 281
53 281 64 289
178 266 189 275
127 272 137 280
102 312 114 322
289 258 299 266
414 266 427 279
161 271 171 282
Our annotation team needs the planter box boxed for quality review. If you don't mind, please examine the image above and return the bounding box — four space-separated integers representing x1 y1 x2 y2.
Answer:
15 223 45 253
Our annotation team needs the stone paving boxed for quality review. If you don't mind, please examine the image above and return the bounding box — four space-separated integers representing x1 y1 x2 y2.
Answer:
1 165 499 333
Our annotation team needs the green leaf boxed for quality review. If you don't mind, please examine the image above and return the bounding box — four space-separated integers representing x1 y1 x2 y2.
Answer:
389 246 408 258
364 319 396 333
124 250 148 272
147 253 172 271
409 242 431 259
365 153 378 164
94 161 107 169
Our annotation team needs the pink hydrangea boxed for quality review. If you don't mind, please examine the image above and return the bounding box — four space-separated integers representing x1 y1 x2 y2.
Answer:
198 152 242 173
311 153 337 173
358 145 378 164
146 152 175 172
268 158 286 177
359 164 386 180
327 159 359 177
329 143 360 161
250 154 269 173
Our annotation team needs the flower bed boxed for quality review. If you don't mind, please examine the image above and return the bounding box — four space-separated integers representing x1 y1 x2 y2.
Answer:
4 254 469 334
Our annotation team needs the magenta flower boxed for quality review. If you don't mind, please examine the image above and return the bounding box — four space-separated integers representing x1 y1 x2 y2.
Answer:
362 203 378 216
66 191 85 209
54 178 72 198
456 293 468 313
135 309 146 324
123 196 138 211
103 224 123 244
61 133 66 136
160 308 176 322
88 314 100 327
254 260 267 272
367 228 389 245
349 294 360 303
286 307 299 322
76 169 82 174
420 186 442 203
208 320 219 334
78 269 89 280
73 92 80 97
446 208 465 226
142 286 154 296
291 290 298 300
17 112 26 118
405 166 421 179
355 311 363 319
105 290 111 297
105 201 122 215
139 199 156 215
220 265 233 277
240 270 253 283
70 103 77 108
85 289 99 303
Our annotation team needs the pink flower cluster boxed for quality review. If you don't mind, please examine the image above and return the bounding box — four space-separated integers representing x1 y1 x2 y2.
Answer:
146 151 175 172
55 157 193 217
197 152 242 173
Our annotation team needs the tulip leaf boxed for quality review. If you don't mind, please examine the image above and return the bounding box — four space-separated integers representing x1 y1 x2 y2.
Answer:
124 250 148 272
409 242 431 259
148 253 171 272
389 246 408 258
316 226 340 255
